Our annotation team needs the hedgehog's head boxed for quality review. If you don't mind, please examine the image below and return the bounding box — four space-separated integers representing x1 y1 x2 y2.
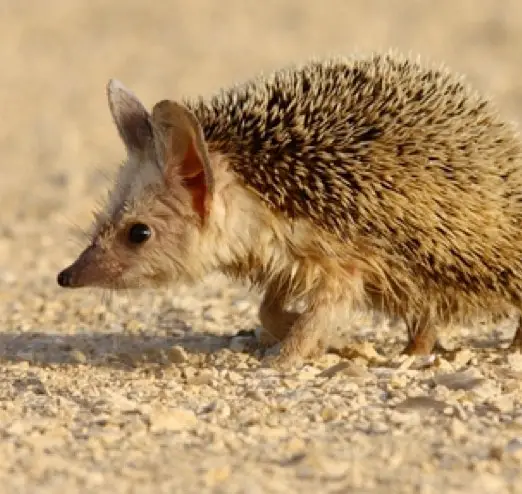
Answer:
57 80 216 290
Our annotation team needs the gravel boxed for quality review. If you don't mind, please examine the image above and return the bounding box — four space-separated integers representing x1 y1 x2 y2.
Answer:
1 1 522 492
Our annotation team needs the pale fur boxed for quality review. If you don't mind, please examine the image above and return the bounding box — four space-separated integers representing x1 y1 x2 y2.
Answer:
105 150 367 310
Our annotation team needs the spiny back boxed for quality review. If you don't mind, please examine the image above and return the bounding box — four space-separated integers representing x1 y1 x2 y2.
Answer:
185 52 522 290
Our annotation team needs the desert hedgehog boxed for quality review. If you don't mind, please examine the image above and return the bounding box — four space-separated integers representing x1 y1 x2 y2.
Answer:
57 50 522 367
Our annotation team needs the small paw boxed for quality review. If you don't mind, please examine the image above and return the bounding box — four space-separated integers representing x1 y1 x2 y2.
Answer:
260 344 304 370
255 326 281 348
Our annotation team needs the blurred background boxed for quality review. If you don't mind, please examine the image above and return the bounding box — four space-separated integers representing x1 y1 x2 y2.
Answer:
1 0 522 281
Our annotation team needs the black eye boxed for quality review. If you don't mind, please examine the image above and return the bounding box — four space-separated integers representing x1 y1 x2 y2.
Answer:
128 223 152 244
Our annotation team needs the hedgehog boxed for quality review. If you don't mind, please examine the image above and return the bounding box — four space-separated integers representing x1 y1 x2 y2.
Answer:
57 51 522 368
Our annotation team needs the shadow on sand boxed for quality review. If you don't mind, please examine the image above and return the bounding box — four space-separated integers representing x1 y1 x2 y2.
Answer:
0 324 517 370
0 327 260 368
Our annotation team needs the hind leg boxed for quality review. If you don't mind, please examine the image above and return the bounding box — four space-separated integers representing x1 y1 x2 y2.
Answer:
403 328 438 355
402 312 438 356
509 315 522 351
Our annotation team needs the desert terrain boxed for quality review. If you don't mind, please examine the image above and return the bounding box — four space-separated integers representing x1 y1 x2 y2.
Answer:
1 1 522 492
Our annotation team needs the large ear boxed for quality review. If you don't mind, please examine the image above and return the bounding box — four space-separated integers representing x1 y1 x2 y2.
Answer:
106 79 153 153
150 100 214 222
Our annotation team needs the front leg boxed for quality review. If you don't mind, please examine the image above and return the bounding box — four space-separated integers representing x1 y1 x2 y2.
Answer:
257 287 300 347
264 295 335 369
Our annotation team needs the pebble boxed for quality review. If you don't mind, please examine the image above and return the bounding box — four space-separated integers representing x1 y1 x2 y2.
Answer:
167 345 188 364
337 342 387 364
148 407 198 433
453 349 474 368
203 465 231 487
317 360 371 379
68 349 87 364
507 352 522 372
320 406 339 422
505 438 522 456
201 400 231 420
449 418 469 439
186 369 214 386
389 373 410 389
433 370 486 390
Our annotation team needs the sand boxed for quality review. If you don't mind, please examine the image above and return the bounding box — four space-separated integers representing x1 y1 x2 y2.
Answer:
1 1 522 492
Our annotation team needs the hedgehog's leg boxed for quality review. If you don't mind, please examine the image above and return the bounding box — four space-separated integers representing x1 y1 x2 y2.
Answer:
263 296 335 369
257 288 300 347
508 315 522 351
402 313 438 356
402 329 438 355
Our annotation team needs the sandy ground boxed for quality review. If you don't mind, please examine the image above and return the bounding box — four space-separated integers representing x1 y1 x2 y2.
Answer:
1 1 522 492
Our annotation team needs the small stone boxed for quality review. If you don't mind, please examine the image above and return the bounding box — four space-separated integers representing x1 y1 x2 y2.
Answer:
505 438 522 456
433 370 485 390
410 354 437 369
317 361 371 379
371 422 389 434
449 418 468 439
389 373 409 389
395 396 449 413
489 444 504 461
337 342 387 364
488 394 514 413
320 407 338 422
453 402 469 421
105 391 139 413
316 353 341 368
124 319 144 332
226 370 243 383
203 465 231 487
295 450 350 479
187 369 213 386
469 379 501 401
63 348 87 363
388 410 420 426
453 349 473 368
149 407 198 433
434 357 454 372
507 352 522 372
245 389 268 403
167 345 188 364
202 400 231 420
296 366 321 381
98 430 123 446
6 420 27 436
232 299 252 311
397 355 416 370
183 367 197 381
285 437 306 454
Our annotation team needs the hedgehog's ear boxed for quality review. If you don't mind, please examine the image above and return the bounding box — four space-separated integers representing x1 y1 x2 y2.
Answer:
107 79 153 153
150 100 214 222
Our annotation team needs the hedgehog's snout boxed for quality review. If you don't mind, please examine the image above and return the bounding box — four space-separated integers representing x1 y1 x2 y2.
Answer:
57 259 89 288
56 244 115 289
57 266 75 288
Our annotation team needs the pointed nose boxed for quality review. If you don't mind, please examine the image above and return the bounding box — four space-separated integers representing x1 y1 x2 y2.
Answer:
57 268 74 287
